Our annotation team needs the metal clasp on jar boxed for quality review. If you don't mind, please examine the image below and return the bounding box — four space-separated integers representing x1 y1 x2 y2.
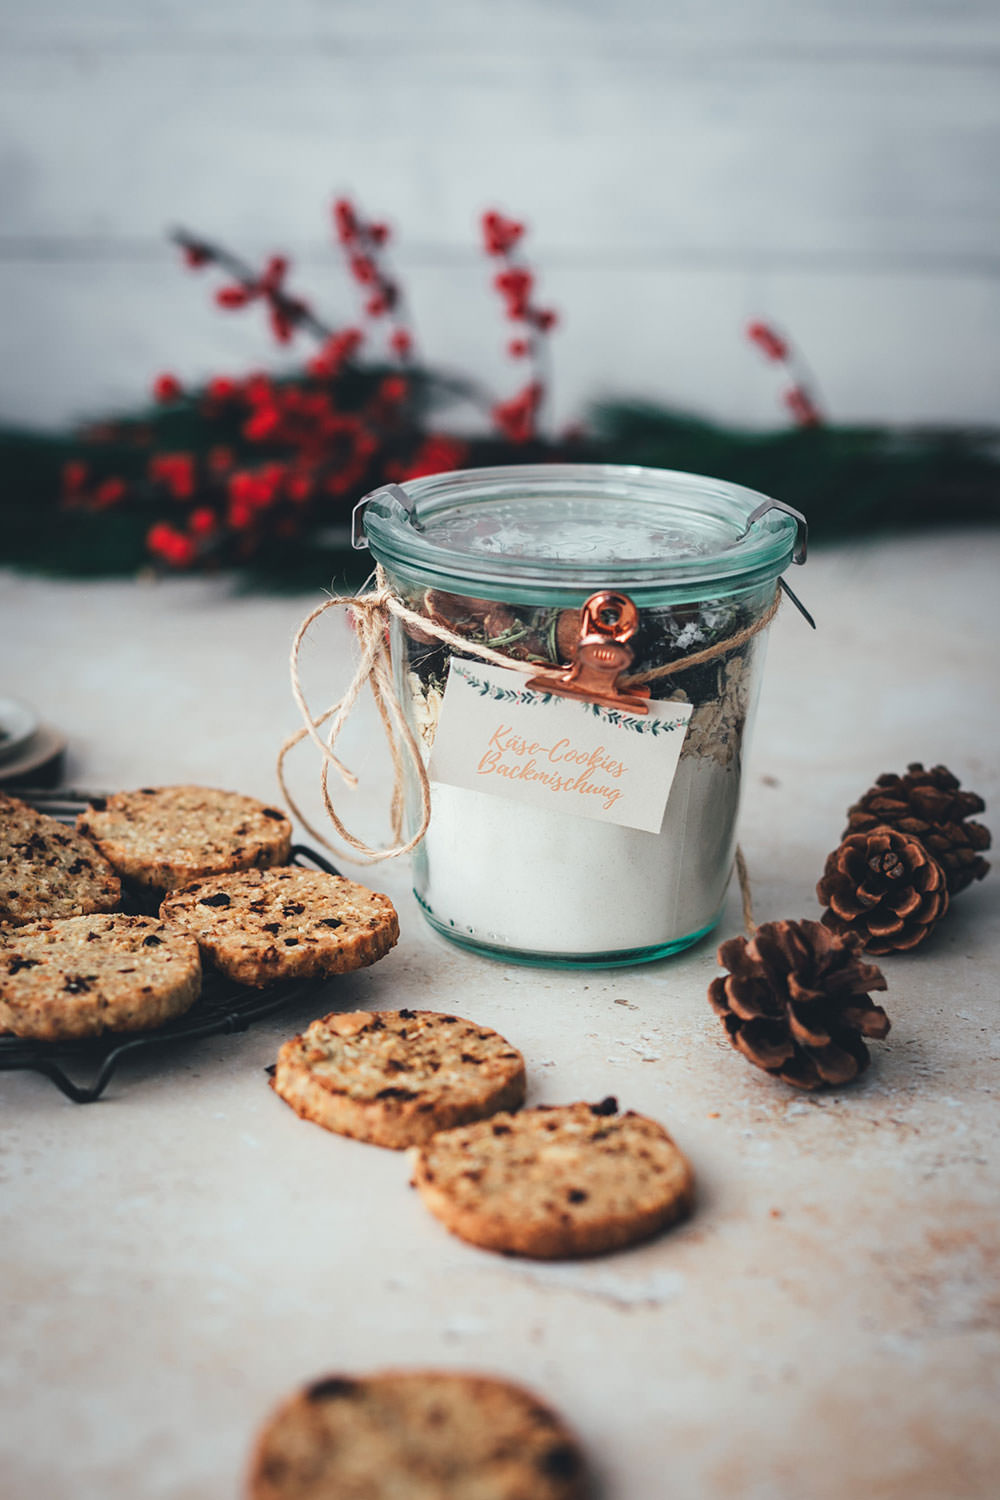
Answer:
526 590 651 714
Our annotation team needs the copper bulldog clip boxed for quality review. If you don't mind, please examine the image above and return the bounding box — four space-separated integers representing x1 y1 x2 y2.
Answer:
526 590 650 714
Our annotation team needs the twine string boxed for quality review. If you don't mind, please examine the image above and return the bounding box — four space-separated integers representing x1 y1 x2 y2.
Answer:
626 590 780 686
278 564 782 864
735 844 756 935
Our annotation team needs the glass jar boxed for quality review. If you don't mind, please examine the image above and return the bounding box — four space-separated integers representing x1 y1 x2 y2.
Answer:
359 464 802 968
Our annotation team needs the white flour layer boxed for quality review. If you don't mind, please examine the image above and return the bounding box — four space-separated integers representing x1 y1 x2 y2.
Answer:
417 755 740 956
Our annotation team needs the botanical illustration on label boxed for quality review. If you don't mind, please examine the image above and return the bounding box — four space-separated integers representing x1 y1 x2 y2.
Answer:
428 661 693 832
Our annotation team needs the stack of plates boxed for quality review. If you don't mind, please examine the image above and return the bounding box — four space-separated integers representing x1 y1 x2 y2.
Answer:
0 698 66 784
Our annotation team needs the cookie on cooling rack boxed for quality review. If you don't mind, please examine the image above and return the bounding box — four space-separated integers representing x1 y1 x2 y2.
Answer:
247 1369 587 1500
270 1009 526 1148
0 793 121 929
160 867 398 986
0 913 201 1040
411 1097 695 1259
76 785 292 893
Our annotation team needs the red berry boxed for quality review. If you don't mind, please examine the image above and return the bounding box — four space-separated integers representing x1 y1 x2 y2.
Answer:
216 285 251 309
94 478 127 508
170 534 197 567
244 374 275 407
147 522 174 556
268 309 294 344
169 454 196 500
149 452 197 500
307 353 334 379
378 375 408 405
306 351 332 379
286 473 312 503
206 376 238 401
747 322 788 362
244 406 281 442
401 435 468 479
228 472 256 504
209 446 235 473
492 382 543 443
62 461 88 494
783 386 821 426
333 198 357 243
481 211 525 256
227 499 254 530
153 373 183 403
189 507 216 536
147 523 195 567
495 268 532 297
390 328 412 356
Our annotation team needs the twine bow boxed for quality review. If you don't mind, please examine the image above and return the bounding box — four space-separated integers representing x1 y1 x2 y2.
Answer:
277 563 781 865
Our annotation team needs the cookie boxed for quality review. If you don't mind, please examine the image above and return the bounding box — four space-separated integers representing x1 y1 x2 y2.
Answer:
76 785 292 893
411 1097 694 1259
247 1369 587 1500
270 1009 526 1148
0 913 201 1040
0 793 121 928
160 867 398 986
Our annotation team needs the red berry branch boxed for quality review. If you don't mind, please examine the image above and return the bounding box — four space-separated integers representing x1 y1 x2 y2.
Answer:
482 210 558 443
62 198 552 571
173 229 335 346
56 193 833 579
332 198 414 363
746 321 824 427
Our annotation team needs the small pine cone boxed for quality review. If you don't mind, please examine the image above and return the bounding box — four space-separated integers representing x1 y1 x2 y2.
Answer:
709 919 889 1090
844 763 990 896
818 826 948 954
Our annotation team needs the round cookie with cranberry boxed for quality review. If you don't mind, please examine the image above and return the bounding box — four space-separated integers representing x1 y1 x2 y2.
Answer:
76 785 292 893
271 1009 526 1148
411 1097 694 1259
1 793 121 928
0 913 201 1040
161 866 398 986
247 1369 587 1500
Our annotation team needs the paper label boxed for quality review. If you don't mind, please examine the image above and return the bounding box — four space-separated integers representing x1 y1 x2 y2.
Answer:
427 661 693 833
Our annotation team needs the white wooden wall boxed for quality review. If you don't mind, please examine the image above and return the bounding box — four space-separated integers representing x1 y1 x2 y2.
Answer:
1 0 998 432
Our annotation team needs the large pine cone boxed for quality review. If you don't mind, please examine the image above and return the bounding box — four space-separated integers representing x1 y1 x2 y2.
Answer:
709 919 889 1089
845 763 990 896
818 826 948 954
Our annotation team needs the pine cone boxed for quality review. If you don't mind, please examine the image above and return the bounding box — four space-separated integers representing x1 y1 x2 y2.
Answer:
844 763 990 896
818 826 948 954
709 919 889 1089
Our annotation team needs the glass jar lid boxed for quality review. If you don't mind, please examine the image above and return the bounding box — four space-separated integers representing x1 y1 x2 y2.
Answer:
360 463 801 606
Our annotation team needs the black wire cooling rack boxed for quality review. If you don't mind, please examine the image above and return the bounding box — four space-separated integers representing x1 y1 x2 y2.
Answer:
0 788 339 1103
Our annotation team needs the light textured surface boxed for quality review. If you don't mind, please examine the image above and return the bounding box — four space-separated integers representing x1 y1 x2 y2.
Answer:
1 530 999 1499
0 0 998 429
